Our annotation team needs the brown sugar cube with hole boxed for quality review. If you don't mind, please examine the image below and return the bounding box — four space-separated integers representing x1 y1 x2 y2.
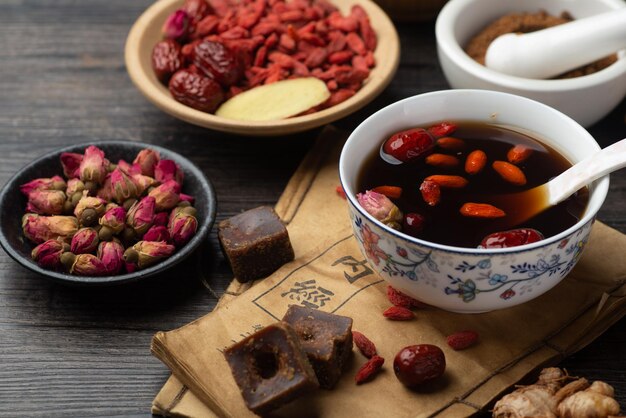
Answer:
218 206 295 282
282 305 353 389
224 322 319 415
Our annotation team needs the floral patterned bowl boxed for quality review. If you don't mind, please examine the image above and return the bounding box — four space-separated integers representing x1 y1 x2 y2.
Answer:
339 90 609 313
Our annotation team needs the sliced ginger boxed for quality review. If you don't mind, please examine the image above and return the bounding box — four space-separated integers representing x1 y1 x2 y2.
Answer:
215 77 330 121
493 368 623 418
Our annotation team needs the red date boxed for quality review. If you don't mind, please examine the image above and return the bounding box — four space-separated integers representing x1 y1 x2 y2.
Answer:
168 69 224 113
192 40 243 87
480 228 544 249
152 40 183 83
382 128 435 163
393 344 445 387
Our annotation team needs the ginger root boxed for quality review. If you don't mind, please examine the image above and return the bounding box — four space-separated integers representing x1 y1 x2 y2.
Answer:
493 368 623 418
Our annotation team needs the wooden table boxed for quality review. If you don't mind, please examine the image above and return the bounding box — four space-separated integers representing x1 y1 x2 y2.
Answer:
1 1 624 416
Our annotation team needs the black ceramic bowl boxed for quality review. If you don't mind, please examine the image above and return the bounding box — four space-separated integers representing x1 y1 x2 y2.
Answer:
0 141 216 286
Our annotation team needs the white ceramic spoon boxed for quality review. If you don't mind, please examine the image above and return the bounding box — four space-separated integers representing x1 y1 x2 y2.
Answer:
485 9 626 79
493 138 626 225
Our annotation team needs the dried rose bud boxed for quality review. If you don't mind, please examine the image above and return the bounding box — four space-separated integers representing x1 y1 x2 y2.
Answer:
123 240 175 269
60 152 83 179
126 196 156 236
163 9 190 40
168 210 198 247
143 225 170 242
97 175 114 201
26 190 66 215
357 190 403 230
148 180 181 211
22 214 78 244
133 149 160 177
155 159 184 184
20 176 66 196
60 253 107 276
170 205 197 219
31 239 69 269
179 193 195 204
74 194 107 226
79 145 107 185
131 173 157 196
125 261 138 273
110 167 139 204
97 240 124 275
153 211 169 226
98 206 126 241
115 159 139 175
66 178 86 205
70 227 99 254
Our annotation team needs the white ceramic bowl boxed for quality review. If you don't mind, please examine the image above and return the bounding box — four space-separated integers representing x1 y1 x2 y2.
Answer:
435 0 626 127
339 90 609 313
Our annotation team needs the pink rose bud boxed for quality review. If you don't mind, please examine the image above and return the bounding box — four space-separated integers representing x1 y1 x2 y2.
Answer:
97 174 114 201
133 149 160 177
60 152 83 179
74 194 107 226
126 196 156 236
70 227 99 254
179 193 195 204
168 211 198 247
97 240 124 275
125 261 138 273
61 253 107 276
25 190 66 215
20 176 67 196
148 180 181 211
110 167 139 204
66 178 85 198
143 225 170 242
153 211 169 226
357 190 404 230
22 214 79 244
163 9 190 40
31 239 68 269
79 145 107 185
154 159 184 184
123 240 175 269
98 206 127 241
131 173 157 196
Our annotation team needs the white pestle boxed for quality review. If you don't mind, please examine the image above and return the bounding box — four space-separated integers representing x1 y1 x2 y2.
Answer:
485 8 626 79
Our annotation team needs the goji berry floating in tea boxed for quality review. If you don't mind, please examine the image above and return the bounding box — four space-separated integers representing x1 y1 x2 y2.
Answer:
357 122 588 248
153 0 378 117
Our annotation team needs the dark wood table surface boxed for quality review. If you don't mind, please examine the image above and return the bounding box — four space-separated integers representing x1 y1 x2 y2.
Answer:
1 1 625 416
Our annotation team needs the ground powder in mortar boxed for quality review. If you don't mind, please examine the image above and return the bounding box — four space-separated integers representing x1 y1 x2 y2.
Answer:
465 10 618 79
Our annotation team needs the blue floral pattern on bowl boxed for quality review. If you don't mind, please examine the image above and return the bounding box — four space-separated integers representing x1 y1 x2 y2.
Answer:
351 212 593 313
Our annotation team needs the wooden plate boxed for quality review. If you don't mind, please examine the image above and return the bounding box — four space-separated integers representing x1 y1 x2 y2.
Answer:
124 0 400 136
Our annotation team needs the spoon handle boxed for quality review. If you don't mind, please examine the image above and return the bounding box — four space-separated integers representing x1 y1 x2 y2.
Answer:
548 138 626 205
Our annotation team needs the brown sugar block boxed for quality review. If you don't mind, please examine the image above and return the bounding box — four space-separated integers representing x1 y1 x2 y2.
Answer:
282 305 353 389
218 206 295 282
224 322 319 415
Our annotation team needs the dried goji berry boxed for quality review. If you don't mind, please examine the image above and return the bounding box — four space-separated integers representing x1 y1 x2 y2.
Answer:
436 136 465 151
425 175 468 188
279 33 296 51
328 50 353 64
192 15 219 38
168 69 224 113
322 88 355 107
304 47 327 68
346 32 367 55
326 31 347 53
419 179 441 206
492 161 527 186
327 11 358 32
335 185 346 199
459 203 506 218
446 330 479 350
371 185 402 199
182 0 211 25
387 285 427 309
264 32 279 48
207 0 230 18
279 10 303 22
220 26 249 39
355 355 384 384
383 306 415 320
425 153 460 168
253 45 268 67
465 150 487 175
359 18 377 50
152 40 183 83
352 331 377 358
507 144 533 165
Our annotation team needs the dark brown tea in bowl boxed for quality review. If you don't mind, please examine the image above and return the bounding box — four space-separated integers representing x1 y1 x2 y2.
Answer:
356 122 588 248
